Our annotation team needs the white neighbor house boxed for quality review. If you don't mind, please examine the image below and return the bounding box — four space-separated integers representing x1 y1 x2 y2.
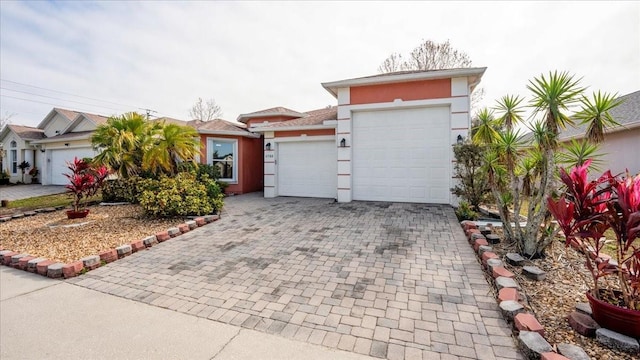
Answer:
0 108 108 185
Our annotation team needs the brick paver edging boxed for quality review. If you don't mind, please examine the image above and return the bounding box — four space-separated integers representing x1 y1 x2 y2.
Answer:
0 213 221 279
460 220 578 360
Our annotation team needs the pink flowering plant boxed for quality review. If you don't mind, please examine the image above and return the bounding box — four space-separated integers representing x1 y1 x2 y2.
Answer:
547 160 640 310
64 157 110 212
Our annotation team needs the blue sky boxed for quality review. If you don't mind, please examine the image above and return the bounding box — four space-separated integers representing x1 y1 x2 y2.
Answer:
1 1 638 127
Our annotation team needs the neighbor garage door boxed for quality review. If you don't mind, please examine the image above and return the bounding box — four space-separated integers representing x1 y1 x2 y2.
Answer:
49 148 97 185
352 107 450 203
277 140 337 198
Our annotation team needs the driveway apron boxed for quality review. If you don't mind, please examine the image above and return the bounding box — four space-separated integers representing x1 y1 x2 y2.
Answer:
69 193 520 359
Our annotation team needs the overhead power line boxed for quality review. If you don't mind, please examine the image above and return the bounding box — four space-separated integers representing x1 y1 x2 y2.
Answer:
0 78 140 109
0 94 120 115
0 87 130 113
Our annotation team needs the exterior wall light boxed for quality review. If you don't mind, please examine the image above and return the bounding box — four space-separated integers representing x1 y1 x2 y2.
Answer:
265 142 271 151
340 138 346 148
456 135 464 144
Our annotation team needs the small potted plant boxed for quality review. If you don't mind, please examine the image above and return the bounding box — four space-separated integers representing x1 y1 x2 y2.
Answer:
547 160 640 338
64 157 109 219
28 166 39 184
0 170 9 185
18 161 30 183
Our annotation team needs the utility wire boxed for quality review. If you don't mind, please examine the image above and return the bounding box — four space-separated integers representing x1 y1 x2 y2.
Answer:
0 94 120 115
0 78 140 109
0 87 131 113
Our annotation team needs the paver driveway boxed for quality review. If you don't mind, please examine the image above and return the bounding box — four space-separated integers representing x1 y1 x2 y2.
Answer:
70 193 521 359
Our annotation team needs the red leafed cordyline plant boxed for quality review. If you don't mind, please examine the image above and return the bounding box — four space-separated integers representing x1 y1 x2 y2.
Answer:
547 159 640 311
64 157 110 212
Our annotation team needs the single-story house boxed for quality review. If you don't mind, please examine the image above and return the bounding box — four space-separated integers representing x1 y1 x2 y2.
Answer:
0 124 45 183
189 118 262 195
248 68 486 205
559 90 640 176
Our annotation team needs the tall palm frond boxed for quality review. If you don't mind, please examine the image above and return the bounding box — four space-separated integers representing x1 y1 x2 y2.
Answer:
494 94 525 131
493 129 524 173
472 108 499 145
556 139 605 171
528 120 557 150
527 71 585 141
143 124 199 175
574 91 622 144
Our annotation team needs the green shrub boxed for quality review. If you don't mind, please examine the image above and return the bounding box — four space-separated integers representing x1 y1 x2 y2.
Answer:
139 172 223 217
455 201 479 221
102 177 144 203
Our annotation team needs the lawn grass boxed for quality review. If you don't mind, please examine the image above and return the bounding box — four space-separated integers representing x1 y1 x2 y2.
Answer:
0 192 102 214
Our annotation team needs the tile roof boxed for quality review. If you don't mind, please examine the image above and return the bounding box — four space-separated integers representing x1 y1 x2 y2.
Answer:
255 106 337 129
237 107 306 123
154 117 190 126
7 124 45 140
80 112 109 126
560 90 640 140
54 108 81 121
189 119 249 132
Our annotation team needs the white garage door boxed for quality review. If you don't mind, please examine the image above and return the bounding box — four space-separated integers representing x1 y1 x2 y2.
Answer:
352 107 450 203
49 148 97 185
278 140 337 198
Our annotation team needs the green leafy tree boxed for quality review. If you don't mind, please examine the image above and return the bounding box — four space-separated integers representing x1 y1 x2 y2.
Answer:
451 142 489 211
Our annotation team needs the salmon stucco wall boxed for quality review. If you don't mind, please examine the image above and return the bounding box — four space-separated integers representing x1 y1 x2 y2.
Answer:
198 134 263 194
245 115 299 127
274 129 335 138
349 78 451 105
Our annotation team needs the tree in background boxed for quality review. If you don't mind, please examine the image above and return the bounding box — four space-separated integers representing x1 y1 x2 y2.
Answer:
189 97 222 121
0 111 15 130
378 39 484 109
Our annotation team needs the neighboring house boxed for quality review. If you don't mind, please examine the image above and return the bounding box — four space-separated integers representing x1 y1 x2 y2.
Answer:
559 90 640 176
250 68 485 205
189 118 262 195
0 124 45 183
0 108 109 185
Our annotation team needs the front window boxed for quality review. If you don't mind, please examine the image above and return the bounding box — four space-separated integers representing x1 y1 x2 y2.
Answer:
10 140 17 174
208 138 237 182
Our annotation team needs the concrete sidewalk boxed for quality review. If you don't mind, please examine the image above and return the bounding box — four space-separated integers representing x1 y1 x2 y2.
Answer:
0 267 373 360
0 185 66 201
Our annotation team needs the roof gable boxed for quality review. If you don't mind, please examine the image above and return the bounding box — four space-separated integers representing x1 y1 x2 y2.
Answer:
250 106 337 132
189 118 258 137
321 67 486 97
237 107 306 123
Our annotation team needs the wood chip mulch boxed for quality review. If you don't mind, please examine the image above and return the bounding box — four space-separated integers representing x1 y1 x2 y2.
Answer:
0 204 185 263
491 233 636 360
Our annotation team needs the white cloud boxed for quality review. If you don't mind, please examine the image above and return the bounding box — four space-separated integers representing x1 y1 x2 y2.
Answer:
1 1 638 127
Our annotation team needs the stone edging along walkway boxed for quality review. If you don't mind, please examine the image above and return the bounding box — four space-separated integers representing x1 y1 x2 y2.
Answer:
460 220 640 359
0 209 220 279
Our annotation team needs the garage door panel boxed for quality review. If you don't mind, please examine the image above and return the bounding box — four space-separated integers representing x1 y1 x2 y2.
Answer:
353 107 450 204
278 141 336 198
49 148 97 185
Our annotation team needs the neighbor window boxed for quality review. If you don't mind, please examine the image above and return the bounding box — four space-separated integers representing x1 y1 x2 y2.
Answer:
208 138 237 182
10 140 17 174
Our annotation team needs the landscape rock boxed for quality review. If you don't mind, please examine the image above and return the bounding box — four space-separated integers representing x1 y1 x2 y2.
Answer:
10 253 30 266
81 255 101 270
506 252 526 266
514 313 545 336
518 331 553 359
574 302 592 316
478 245 493 256
46 263 65 278
130 240 145 253
26 257 48 272
495 276 520 290
167 227 180 237
16 256 36 270
142 235 158 247
557 343 590 360
99 249 118 263
36 260 55 275
0 217 10 223
480 226 492 236
24 211 37 217
1 251 18 265
492 266 515 279
485 234 501 244
595 328 639 354
567 311 599 337
156 231 170 242
178 223 190 233
473 238 489 251
186 220 197 230
485 258 503 272
498 288 519 302
116 244 132 258
523 266 546 281
62 261 84 278
481 251 498 265
499 300 525 321
11 213 24 219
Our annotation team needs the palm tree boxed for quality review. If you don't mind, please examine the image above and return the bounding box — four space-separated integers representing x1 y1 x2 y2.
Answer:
574 91 622 144
557 139 605 170
143 123 200 175
92 112 159 178
494 94 524 131
472 108 499 145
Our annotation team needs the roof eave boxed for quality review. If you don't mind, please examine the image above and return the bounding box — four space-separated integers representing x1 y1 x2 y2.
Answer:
31 133 92 144
197 130 260 138
321 67 488 98
250 124 336 133
237 111 306 123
